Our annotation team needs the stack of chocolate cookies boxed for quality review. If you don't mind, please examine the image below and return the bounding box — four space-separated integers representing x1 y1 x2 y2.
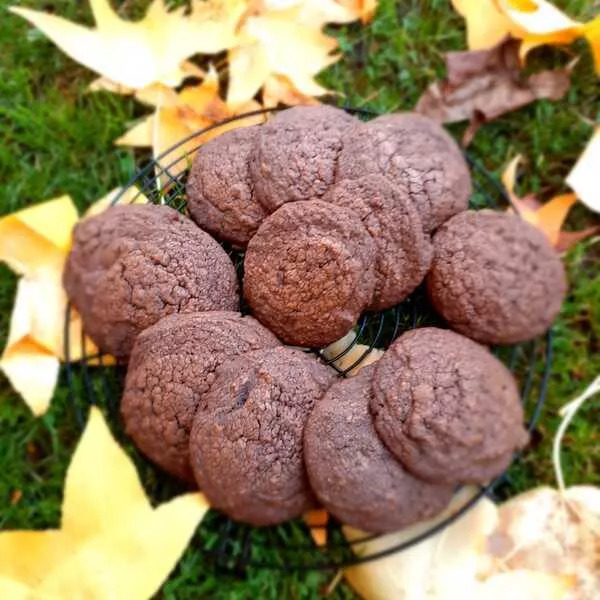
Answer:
63 106 567 533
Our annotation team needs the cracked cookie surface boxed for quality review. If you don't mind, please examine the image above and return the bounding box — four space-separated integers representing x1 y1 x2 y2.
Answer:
304 367 454 532
121 311 279 481
427 210 567 344
250 105 356 212
186 126 267 248
243 200 376 347
370 327 529 484
337 113 471 232
190 346 336 525
323 174 432 310
64 204 239 358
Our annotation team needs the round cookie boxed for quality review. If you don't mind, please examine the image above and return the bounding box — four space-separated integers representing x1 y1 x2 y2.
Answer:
370 327 529 484
186 126 268 248
337 112 471 232
304 367 454 532
189 347 336 526
64 204 239 358
121 311 279 482
250 105 356 212
427 210 567 345
323 174 432 310
243 200 377 347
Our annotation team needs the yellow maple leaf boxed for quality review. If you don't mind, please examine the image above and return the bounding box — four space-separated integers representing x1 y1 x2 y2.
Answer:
567 127 600 214
10 0 242 90
0 407 209 600
501 155 599 251
117 67 265 178
452 0 600 72
227 5 340 107
0 190 146 414
259 0 377 26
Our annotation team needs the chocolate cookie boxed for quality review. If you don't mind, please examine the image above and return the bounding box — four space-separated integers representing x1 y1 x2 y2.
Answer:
120 311 279 481
323 175 432 310
186 126 267 248
337 112 471 232
64 204 239 358
371 327 528 484
189 347 336 526
304 367 454 532
250 105 356 212
244 200 377 347
427 210 567 344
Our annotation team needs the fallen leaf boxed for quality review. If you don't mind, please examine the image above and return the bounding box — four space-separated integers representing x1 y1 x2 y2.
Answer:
452 0 600 72
117 67 265 178
84 186 150 219
451 0 515 50
415 38 573 142
260 0 377 26
304 509 329 546
10 0 242 90
262 74 321 108
484 485 599 598
227 6 340 107
343 487 495 600
502 155 599 250
477 570 575 600
0 407 209 599
567 127 600 214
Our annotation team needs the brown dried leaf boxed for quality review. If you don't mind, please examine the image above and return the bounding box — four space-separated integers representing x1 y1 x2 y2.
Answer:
415 38 573 144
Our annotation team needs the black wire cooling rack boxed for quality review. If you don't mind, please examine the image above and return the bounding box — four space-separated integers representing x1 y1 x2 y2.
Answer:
64 106 553 573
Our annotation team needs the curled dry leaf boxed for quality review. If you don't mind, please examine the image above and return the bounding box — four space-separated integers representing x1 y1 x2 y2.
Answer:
502 155 599 251
0 407 209 600
415 38 573 144
10 0 244 90
117 67 265 178
226 5 340 107
567 128 600 214
451 0 600 73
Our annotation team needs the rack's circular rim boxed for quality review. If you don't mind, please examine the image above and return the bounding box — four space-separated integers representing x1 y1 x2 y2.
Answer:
64 105 551 571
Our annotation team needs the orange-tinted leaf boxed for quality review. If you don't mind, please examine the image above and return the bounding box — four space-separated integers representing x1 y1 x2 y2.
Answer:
304 509 329 547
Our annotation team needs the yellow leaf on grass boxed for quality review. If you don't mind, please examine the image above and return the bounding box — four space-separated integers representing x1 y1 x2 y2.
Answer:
452 0 600 72
451 0 515 50
10 0 242 90
502 155 597 250
227 6 340 106
261 0 377 26
567 127 600 214
117 68 265 178
262 74 321 107
0 407 210 600
0 196 77 276
0 339 59 416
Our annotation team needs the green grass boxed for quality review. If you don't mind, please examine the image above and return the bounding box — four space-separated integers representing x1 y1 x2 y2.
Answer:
1 0 599 598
